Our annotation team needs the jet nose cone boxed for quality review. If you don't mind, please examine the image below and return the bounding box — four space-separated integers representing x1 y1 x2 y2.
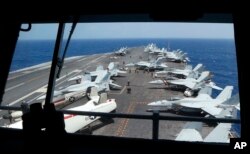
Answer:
148 100 171 106
148 101 160 106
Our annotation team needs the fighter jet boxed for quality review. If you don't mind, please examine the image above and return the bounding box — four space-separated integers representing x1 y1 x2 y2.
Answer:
148 86 233 116
37 62 123 102
144 43 190 63
114 47 127 56
175 94 240 143
154 63 204 79
70 62 126 83
4 87 117 133
125 57 168 71
149 71 217 96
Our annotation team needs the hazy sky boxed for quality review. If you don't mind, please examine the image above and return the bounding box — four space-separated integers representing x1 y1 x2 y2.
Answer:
19 23 234 40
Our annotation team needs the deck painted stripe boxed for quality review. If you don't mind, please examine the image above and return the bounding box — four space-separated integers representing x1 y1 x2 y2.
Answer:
5 83 25 92
8 69 80 106
91 55 107 63
77 57 87 62
109 86 126 95
7 74 25 80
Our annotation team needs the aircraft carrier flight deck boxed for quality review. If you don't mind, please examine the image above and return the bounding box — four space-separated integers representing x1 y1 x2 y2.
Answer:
0 46 214 140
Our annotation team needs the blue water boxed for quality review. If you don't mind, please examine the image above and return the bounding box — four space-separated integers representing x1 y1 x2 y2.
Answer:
11 38 238 96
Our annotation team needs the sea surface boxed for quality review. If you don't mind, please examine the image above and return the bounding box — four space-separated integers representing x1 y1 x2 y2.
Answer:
11 38 238 96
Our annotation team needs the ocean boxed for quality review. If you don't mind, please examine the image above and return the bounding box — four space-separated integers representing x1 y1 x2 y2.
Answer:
11 38 239 96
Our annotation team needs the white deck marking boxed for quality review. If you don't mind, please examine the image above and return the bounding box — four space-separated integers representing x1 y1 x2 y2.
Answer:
7 74 25 80
8 69 81 106
109 86 126 95
92 55 107 62
5 83 25 92
6 55 105 106
8 84 48 106
23 70 33 73
78 55 107 70
77 57 87 62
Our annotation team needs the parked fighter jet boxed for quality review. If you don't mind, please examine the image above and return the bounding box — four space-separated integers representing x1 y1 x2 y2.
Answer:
154 63 204 79
37 63 123 102
125 57 168 71
4 87 117 133
149 71 218 96
144 43 190 63
70 62 126 83
148 86 233 116
175 95 240 143
114 47 127 56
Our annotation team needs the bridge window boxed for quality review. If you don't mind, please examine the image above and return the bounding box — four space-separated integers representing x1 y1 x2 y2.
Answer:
0 20 240 143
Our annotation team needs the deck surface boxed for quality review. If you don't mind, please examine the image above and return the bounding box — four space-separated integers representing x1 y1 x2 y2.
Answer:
1 46 214 140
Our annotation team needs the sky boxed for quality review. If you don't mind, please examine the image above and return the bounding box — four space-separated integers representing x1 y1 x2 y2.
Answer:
19 22 234 40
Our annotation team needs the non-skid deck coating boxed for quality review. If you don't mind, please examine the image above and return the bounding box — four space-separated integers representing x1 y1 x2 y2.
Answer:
1 46 214 140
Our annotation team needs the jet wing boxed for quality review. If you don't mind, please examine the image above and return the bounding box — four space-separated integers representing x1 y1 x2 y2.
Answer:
64 81 94 93
184 81 197 89
37 90 63 100
201 106 223 117
168 79 186 85
171 70 190 76
179 102 206 109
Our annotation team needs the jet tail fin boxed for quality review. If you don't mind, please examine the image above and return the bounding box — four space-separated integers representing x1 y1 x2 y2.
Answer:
108 62 115 71
204 123 231 143
99 93 108 104
90 87 98 97
175 122 203 141
155 57 165 64
87 87 99 101
96 65 104 71
192 63 203 72
216 86 233 102
196 71 210 82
